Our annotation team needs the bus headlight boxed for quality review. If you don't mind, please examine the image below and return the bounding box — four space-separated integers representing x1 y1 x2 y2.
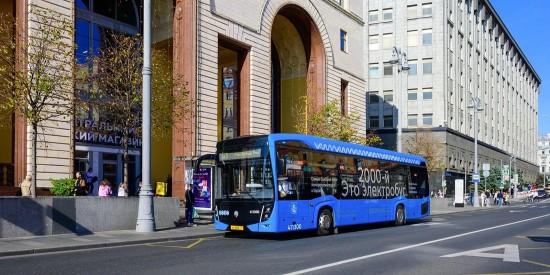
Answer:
261 204 273 222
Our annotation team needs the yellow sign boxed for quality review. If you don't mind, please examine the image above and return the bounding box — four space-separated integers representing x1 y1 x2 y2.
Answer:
230 225 244 231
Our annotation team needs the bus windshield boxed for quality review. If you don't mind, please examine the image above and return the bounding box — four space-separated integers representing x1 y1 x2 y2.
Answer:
218 149 274 201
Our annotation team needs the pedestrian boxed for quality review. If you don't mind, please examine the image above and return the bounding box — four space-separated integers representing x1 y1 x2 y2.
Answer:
135 180 142 196
85 167 94 195
484 189 491 207
73 171 88 196
20 175 32 197
497 190 503 206
98 179 112 197
118 182 127 197
480 191 486 207
469 190 474 206
185 183 196 227
503 191 510 205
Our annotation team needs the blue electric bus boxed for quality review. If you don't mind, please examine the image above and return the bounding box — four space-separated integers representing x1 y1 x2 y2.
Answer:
212 134 430 235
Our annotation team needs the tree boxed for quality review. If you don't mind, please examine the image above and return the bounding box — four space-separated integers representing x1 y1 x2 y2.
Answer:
293 96 382 146
79 32 192 186
403 128 445 176
0 7 75 197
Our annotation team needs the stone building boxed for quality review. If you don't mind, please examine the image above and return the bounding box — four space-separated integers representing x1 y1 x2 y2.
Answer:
365 0 540 193
0 0 541 199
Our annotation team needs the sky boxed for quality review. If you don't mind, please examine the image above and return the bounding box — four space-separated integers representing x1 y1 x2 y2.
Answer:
490 0 550 136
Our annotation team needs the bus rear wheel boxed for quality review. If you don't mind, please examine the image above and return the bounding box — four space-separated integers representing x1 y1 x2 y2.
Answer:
317 209 333 236
394 205 405 226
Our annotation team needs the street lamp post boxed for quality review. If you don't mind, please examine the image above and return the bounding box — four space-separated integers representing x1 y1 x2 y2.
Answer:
468 97 483 207
389 46 410 153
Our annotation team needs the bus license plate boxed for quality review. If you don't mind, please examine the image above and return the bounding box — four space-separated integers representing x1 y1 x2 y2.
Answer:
230 225 244 231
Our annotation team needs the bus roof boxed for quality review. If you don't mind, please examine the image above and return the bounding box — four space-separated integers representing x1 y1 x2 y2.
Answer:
267 133 427 166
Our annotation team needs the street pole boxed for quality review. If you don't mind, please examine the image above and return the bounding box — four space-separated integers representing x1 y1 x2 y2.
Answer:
389 46 409 153
468 97 482 207
136 0 156 232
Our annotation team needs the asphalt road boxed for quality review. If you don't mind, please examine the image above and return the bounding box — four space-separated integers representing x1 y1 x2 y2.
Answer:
1 202 549 275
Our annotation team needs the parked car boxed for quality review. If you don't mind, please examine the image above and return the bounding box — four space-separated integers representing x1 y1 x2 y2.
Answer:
536 189 549 199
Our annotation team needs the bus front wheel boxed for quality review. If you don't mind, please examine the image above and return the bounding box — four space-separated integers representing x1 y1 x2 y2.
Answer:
317 209 334 236
394 205 405 226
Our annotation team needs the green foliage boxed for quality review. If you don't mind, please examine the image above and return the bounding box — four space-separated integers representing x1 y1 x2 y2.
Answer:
49 178 75 196
294 97 382 146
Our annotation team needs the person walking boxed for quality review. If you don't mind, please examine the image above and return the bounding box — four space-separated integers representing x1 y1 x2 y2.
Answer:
118 182 127 197
73 171 87 196
185 183 196 227
497 190 503 206
98 179 112 197
85 167 94 195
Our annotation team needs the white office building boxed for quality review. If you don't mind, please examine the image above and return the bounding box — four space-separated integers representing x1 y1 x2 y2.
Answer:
365 0 541 191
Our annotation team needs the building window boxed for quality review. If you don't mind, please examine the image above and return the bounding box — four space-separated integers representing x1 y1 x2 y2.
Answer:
341 80 348 116
407 5 417 18
369 116 380 128
423 114 433 126
369 10 378 22
408 114 418 126
384 63 393 76
226 92 232 100
422 29 432 45
408 89 418 100
340 29 348 52
408 30 418 47
423 88 433 99
383 90 393 102
383 115 393 128
369 63 379 78
369 35 379 50
408 60 417 75
383 8 393 20
423 59 433 74
335 0 348 9
368 92 380 103
383 33 393 49
422 3 432 16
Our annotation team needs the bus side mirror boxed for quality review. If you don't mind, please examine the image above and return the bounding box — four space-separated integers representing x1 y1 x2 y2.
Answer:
277 158 286 176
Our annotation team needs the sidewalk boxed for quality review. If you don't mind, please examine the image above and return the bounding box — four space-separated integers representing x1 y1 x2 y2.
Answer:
0 200 526 257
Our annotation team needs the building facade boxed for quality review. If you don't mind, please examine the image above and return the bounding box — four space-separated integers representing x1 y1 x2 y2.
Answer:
366 0 541 193
538 134 550 181
0 0 541 199
0 0 367 199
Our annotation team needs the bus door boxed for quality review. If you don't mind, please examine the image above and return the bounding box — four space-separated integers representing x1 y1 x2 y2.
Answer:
408 166 430 218
277 174 311 231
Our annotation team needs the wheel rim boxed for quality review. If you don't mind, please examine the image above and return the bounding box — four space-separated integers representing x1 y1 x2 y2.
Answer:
319 212 330 230
397 208 404 223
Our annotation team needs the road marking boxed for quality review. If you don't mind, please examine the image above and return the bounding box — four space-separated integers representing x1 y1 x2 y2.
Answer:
410 222 445 226
521 247 550 250
145 238 210 249
441 244 519 262
285 213 550 275
470 271 550 275
523 259 550 268
510 210 527 213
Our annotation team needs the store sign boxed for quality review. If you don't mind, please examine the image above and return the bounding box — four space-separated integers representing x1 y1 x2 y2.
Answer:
74 119 142 148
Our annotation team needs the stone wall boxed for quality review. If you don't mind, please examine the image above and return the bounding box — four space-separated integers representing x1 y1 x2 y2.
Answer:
0 197 179 238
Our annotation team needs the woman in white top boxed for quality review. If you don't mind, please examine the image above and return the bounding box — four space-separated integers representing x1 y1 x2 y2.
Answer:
118 182 127 197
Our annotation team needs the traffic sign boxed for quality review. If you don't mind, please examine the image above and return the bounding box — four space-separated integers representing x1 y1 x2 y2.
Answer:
482 170 490 177
482 163 490 171
473 173 480 183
